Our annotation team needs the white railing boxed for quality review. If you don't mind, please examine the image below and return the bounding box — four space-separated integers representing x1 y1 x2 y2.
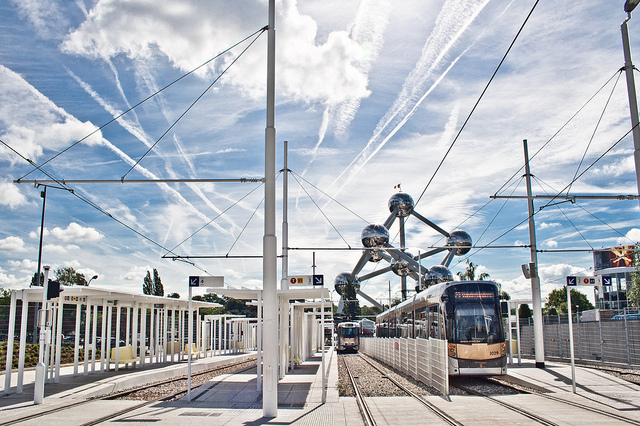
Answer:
360 337 448 395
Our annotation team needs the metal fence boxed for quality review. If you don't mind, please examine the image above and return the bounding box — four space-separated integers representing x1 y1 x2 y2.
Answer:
360 337 449 395
517 309 640 367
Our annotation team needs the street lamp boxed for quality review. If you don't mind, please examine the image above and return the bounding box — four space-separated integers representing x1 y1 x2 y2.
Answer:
622 0 640 211
88 275 98 285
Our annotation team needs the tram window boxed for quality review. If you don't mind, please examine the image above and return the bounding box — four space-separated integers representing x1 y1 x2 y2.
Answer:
428 306 440 339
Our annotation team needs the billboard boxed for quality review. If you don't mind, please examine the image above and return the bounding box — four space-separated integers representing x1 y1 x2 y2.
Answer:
593 246 635 271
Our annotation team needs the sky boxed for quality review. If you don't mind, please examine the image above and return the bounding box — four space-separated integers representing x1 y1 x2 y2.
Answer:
1 0 639 307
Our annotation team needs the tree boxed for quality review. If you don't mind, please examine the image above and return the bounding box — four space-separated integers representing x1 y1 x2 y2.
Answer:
55 267 88 286
0 288 11 305
30 272 44 287
360 305 382 318
500 290 510 300
628 242 640 308
153 269 164 297
143 271 153 295
167 292 180 299
545 287 594 315
519 304 533 319
342 276 360 320
456 259 490 281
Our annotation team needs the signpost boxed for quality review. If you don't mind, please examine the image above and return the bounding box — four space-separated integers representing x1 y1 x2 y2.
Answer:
565 275 611 393
187 276 224 401
288 275 323 286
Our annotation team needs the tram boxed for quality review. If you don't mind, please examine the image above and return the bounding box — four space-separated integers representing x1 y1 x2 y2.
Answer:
375 280 507 375
336 322 360 352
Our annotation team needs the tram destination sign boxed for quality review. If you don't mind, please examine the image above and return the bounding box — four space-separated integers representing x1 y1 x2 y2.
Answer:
566 275 611 287
189 276 224 287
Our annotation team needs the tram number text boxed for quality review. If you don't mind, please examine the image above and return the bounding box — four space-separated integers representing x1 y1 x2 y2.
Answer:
489 351 499 356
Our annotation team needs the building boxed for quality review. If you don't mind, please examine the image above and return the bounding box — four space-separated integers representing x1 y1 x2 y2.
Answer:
593 246 636 310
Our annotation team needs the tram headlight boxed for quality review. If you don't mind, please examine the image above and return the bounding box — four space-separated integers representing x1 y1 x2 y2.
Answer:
501 342 507 356
448 343 457 357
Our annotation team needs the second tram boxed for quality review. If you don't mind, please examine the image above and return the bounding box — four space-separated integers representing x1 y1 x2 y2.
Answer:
336 322 360 352
375 280 507 375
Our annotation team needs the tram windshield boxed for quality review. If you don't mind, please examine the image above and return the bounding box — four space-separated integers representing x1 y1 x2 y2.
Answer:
449 284 502 344
339 326 359 338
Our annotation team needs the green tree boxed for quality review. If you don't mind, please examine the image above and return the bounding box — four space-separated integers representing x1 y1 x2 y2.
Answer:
628 242 640 308
456 259 490 281
0 288 11 305
55 267 88 286
360 305 382 318
500 290 510 300
545 287 594 314
143 271 153 295
342 277 360 320
153 269 164 297
167 292 180 299
30 272 44 287
519 304 533 319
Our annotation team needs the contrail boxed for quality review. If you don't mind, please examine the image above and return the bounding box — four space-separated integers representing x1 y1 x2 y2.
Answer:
326 0 492 195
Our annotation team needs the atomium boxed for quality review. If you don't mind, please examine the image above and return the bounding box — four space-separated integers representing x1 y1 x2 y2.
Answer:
334 272 360 296
424 265 453 287
391 257 412 276
368 249 384 262
388 192 414 217
446 229 472 255
361 224 389 248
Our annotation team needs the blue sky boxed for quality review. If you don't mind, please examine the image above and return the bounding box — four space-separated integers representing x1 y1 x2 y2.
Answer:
1 0 639 306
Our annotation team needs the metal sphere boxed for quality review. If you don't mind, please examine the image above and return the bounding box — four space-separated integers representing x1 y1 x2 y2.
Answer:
446 229 472 255
361 224 389 248
388 193 414 217
391 251 414 276
334 272 360 296
424 265 453 287
367 249 384 262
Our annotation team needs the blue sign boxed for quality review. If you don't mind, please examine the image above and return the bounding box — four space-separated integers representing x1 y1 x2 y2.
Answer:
189 276 199 287
566 276 577 286
602 275 612 287
313 275 324 286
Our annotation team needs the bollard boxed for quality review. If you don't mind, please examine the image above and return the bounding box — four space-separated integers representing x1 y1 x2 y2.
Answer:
34 362 45 404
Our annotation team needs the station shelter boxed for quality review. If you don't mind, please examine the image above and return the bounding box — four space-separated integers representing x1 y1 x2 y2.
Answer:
3 285 221 395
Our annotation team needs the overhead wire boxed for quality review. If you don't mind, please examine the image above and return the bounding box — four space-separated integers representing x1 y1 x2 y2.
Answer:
16 26 269 183
1 137 212 275
122 28 267 180
414 0 541 209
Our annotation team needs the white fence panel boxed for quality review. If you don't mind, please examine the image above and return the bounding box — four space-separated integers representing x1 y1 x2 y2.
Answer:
361 337 448 395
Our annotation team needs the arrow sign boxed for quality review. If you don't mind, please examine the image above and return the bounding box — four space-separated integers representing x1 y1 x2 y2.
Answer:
601 275 612 286
189 276 224 287
313 275 324 286
566 276 577 286
566 275 604 287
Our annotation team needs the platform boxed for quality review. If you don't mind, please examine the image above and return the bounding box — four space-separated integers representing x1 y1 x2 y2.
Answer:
1 352 639 425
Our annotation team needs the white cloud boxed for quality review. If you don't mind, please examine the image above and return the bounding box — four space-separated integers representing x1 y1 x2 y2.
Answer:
123 265 151 281
44 244 79 254
0 237 26 252
543 240 558 248
10 0 69 39
0 181 28 208
8 259 37 272
50 222 104 243
539 222 561 230
618 228 640 245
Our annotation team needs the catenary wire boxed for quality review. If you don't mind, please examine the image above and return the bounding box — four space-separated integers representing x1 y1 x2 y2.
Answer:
16 26 268 183
1 137 212 275
122 28 267 180
414 0 541 209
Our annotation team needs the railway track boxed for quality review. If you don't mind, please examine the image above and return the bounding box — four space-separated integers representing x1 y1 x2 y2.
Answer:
0 358 257 426
452 376 640 426
342 354 462 426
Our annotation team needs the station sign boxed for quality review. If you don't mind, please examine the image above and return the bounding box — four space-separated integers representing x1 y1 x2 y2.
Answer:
189 276 224 287
63 295 86 303
288 275 324 286
566 275 611 287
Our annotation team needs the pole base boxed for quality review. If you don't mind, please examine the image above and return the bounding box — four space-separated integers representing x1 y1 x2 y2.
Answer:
535 362 545 369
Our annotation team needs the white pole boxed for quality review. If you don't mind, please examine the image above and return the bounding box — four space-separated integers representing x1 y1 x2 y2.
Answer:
321 289 326 404
622 18 640 210
507 303 513 365
54 299 63 383
567 286 576 393
4 290 17 394
257 291 263 391
263 0 278 417
524 140 545 369
83 300 90 375
17 290 29 393
73 303 80 376
188 286 193 401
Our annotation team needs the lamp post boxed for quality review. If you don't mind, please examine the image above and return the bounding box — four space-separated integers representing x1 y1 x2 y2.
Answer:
88 275 98 285
622 0 640 211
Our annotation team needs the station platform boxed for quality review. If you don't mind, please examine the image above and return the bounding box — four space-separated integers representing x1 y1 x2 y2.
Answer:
1 352 639 425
